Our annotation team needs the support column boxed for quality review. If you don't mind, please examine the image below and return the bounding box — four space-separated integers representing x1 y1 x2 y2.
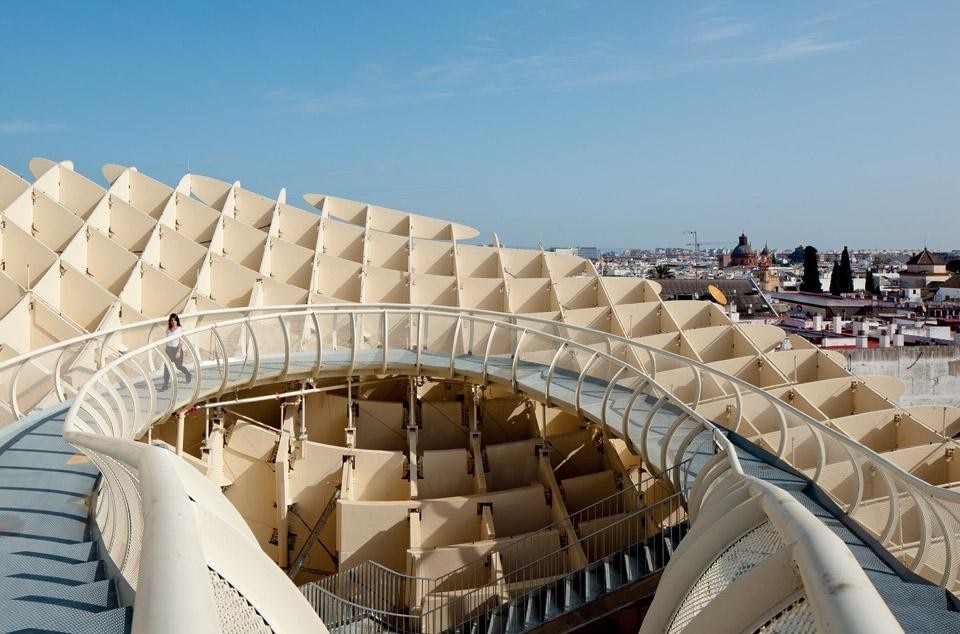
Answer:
275 431 291 568
206 413 224 485
175 409 186 456
344 378 356 449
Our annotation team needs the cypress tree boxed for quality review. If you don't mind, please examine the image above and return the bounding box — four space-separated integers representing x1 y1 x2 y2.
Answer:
800 246 822 293
839 246 853 293
829 261 842 295
865 270 877 295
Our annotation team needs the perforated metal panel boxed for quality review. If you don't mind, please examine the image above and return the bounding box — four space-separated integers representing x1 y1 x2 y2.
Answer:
667 521 785 633
209 568 272 633
756 596 817 633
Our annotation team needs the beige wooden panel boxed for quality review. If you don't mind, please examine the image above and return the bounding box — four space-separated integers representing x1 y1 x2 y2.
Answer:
480 396 540 445
411 273 457 307
313 254 361 302
260 276 308 306
234 187 276 230
0 165 29 210
411 240 455 276
31 194 85 253
156 226 207 287
269 237 314 288
276 205 320 248
208 254 259 307
188 173 233 209
458 244 502 279
685 325 760 364
367 231 408 271
833 410 943 453
363 267 409 304
137 264 192 316
663 300 728 330
322 221 365 262
46 166 103 220
459 278 506 311
123 169 173 219
85 229 139 295
172 194 221 243
765 349 851 384
59 263 117 330
0 273 23 320
0 221 57 289
419 449 475 499
221 215 267 270
615 302 680 337
907 406 960 438
544 251 593 277
546 430 606 481
105 197 155 252
353 451 408 501
601 277 659 305
556 277 604 311
508 278 551 313
501 248 546 279
484 438 541 492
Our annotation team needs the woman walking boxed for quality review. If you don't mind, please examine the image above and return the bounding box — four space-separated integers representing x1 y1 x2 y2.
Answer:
161 313 192 390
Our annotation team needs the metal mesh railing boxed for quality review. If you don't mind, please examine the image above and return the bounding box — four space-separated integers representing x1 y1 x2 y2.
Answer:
667 521 785 634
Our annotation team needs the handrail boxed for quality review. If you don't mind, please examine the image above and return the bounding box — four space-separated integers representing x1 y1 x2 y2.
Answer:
6 303 959 629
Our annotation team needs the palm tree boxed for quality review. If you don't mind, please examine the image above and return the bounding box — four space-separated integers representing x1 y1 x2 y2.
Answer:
647 264 675 279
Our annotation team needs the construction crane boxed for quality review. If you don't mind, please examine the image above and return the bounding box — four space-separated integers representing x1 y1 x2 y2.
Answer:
684 231 728 280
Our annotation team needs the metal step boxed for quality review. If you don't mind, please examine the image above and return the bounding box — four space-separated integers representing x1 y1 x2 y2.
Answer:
604 555 625 592
0 554 104 583
564 573 584 611
523 589 542 629
505 596 523 633
0 601 132 634
584 561 606 601
0 577 117 607
0 538 98 561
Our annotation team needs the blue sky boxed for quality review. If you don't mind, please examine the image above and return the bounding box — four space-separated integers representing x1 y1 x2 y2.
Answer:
1 1 957 250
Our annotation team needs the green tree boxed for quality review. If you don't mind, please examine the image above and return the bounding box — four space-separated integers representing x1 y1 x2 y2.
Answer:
947 259 960 274
829 261 842 295
800 246 822 293
788 245 805 265
646 264 675 279
865 270 878 295
839 246 853 293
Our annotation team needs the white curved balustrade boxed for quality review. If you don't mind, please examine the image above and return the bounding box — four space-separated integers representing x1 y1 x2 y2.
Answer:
37 304 932 632
11 304 954 593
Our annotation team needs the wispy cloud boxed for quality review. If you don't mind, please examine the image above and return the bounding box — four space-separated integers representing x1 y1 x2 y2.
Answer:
270 8 857 116
0 120 63 135
688 13 752 45
750 35 855 63
277 90 457 114
691 21 751 43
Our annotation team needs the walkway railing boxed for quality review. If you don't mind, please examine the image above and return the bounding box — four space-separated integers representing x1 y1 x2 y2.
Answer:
32 304 914 632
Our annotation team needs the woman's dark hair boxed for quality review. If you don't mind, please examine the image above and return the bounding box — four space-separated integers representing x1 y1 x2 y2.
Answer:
168 313 181 327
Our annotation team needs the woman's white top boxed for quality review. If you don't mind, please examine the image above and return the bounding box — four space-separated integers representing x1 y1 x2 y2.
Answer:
166 326 183 349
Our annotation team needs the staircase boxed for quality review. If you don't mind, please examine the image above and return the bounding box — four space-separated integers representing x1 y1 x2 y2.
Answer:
460 524 686 634
0 405 132 633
